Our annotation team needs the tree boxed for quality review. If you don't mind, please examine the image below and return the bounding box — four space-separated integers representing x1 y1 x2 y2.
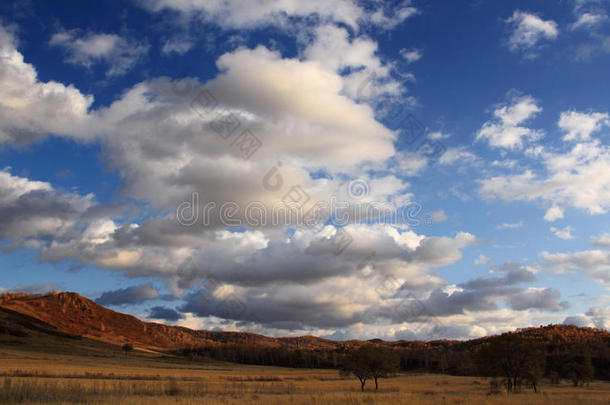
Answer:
340 347 371 392
563 350 594 387
438 350 449 374
524 358 544 393
368 346 400 390
340 345 399 391
477 334 545 393
122 343 134 354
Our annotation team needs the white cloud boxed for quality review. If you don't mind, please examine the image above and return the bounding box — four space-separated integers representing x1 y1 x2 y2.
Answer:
161 37 194 55
475 254 492 265
0 25 403 230
400 48 422 63
506 10 559 54
428 131 449 140
544 205 565 222
390 151 428 176
369 4 418 29
303 24 400 99
591 232 610 248
571 0 608 31
558 110 609 141
497 221 523 230
140 0 408 30
571 12 608 30
49 30 148 76
142 0 367 28
563 314 595 327
569 0 610 58
476 94 543 149
541 249 610 285
39 222 481 330
390 308 566 340
585 306 610 329
429 210 448 223
480 139 610 217
506 287 569 312
0 168 94 249
480 105 610 219
94 46 396 215
491 159 518 169
0 26 95 145
303 25 380 71
439 147 477 165
551 226 574 240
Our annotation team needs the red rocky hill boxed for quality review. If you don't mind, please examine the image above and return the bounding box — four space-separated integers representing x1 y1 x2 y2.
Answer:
0 291 362 352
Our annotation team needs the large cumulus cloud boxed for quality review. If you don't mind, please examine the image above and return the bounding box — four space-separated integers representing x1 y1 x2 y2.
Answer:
0 26 95 145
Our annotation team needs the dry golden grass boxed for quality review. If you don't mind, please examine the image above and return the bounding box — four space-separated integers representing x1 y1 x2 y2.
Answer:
0 345 609 404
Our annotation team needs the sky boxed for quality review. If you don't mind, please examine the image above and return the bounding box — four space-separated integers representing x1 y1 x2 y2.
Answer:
1 0 610 341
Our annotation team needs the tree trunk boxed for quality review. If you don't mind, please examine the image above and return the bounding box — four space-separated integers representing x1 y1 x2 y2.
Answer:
532 382 537 393
358 376 367 392
374 377 378 390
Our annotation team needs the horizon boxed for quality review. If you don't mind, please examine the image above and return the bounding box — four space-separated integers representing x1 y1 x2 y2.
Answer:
1 0 610 342
2 289 605 344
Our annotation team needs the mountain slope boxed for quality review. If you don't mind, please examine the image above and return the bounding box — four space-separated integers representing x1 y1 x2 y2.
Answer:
1 291 609 355
0 292 360 352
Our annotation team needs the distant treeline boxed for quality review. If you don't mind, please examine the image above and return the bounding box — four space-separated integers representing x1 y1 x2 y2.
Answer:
176 325 610 383
179 345 338 368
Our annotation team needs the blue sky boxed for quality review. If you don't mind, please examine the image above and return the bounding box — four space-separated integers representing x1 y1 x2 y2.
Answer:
1 0 610 340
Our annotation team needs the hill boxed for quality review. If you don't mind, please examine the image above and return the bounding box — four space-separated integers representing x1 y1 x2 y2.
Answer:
1 291 609 374
0 291 363 352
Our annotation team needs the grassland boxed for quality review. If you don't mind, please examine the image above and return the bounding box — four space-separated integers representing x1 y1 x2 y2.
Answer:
1 345 609 404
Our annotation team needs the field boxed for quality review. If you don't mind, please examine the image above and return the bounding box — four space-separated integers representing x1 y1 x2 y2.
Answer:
1 344 609 405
